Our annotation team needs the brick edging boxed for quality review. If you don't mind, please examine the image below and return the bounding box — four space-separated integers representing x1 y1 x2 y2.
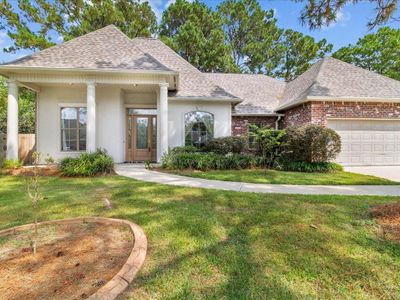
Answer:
0 217 148 300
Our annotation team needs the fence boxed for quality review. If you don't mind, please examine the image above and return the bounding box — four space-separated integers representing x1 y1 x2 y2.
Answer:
0 133 36 165
0 132 5 166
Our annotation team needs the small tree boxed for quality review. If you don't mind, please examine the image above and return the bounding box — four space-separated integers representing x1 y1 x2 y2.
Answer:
249 125 287 167
27 151 43 254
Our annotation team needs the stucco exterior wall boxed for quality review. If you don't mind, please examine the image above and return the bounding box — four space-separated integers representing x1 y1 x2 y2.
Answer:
232 116 277 136
37 85 126 163
168 101 232 148
281 101 400 127
37 86 232 163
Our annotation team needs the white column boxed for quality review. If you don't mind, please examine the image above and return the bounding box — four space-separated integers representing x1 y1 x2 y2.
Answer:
159 83 169 159
6 80 18 160
86 81 96 152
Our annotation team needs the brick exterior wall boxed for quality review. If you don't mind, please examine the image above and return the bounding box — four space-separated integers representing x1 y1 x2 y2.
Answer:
281 101 400 127
232 116 277 136
280 103 312 128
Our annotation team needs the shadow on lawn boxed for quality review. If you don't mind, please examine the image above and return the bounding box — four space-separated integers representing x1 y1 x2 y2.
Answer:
0 175 399 298
113 182 400 299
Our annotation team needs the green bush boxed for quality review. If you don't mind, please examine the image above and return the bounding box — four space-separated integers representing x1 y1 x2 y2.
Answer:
170 145 199 154
248 125 287 167
2 159 23 169
162 150 258 170
284 124 341 163
204 136 248 154
59 149 114 177
278 161 343 173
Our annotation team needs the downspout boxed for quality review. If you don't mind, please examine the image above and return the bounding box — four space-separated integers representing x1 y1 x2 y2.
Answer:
275 115 282 130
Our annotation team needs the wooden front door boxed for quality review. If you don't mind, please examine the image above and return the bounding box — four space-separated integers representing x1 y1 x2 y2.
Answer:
126 114 157 162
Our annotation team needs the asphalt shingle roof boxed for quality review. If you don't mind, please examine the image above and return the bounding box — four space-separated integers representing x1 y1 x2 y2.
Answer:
132 38 238 99
2 25 400 112
1 25 172 72
203 73 286 115
278 57 400 110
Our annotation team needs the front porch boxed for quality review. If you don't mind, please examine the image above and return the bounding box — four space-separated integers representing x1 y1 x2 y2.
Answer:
4 71 173 163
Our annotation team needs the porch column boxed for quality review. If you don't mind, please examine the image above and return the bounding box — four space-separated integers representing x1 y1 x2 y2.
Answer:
159 83 169 158
6 79 18 160
86 81 96 152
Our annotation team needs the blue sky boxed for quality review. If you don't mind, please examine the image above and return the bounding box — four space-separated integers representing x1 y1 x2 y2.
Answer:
0 0 399 63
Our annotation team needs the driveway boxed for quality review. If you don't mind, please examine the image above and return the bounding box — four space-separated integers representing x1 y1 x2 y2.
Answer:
345 166 400 182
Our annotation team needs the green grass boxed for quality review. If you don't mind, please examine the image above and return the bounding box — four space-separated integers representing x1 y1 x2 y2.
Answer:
0 175 399 299
166 168 399 185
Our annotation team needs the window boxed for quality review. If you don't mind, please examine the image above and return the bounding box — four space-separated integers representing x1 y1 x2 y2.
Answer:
127 108 157 115
61 107 87 151
185 111 214 147
248 123 261 149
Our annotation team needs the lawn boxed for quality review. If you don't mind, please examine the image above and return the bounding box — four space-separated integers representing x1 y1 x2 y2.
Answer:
1 174 400 299
166 168 399 185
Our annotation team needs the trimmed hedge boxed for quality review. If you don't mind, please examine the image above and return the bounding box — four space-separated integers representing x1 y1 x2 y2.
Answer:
284 124 341 163
59 149 114 177
278 161 344 173
162 151 259 170
204 136 248 154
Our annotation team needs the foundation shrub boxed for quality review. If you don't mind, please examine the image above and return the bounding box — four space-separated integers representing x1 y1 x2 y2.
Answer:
283 124 341 163
204 136 248 154
59 149 114 177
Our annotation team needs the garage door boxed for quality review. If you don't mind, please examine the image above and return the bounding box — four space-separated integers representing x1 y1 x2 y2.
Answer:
328 119 400 166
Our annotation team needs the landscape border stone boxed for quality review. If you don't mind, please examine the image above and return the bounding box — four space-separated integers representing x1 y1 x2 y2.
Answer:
0 217 147 300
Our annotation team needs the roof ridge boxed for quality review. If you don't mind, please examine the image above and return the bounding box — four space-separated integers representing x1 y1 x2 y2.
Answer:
132 38 238 98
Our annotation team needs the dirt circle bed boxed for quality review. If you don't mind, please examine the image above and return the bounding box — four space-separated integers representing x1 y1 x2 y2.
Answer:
0 217 147 300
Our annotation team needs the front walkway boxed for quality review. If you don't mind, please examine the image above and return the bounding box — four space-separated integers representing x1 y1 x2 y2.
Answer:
115 164 400 196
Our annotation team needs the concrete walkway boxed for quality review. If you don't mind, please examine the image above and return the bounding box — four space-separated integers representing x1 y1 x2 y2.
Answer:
115 164 400 196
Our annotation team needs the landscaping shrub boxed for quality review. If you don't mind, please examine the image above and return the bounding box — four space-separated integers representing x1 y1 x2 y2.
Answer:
162 150 258 170
59 149 114 177
284 124 341 163
278 161 344 173
2 159 23 169
204 136 248 154
248 125 287 167
170 145 199 154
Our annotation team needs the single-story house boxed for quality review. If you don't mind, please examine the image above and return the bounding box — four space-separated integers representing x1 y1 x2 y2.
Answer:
1 25 400 166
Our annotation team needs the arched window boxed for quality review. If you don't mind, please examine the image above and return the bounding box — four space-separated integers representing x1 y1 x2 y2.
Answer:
185 111 214 147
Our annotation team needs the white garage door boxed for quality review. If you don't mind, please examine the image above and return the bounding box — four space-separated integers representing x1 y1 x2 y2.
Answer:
328 119 400 166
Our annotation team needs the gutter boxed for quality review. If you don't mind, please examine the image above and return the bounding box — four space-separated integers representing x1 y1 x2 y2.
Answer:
276 96 400 112
0 65 179 76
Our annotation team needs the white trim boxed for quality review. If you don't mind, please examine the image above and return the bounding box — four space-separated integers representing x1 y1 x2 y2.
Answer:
327 117 400 122
125 104 157 109
307 96 400 102
169 96 242 103
0 65 179 76
277 97 400 111
232 113 285 117
58 103 86 107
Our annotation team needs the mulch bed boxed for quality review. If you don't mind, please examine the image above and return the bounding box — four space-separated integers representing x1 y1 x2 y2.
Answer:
0 222 134 300
370 202 400 242
1 165 60 176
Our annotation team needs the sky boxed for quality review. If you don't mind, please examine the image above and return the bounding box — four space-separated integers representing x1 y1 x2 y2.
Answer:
0 0 399 63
